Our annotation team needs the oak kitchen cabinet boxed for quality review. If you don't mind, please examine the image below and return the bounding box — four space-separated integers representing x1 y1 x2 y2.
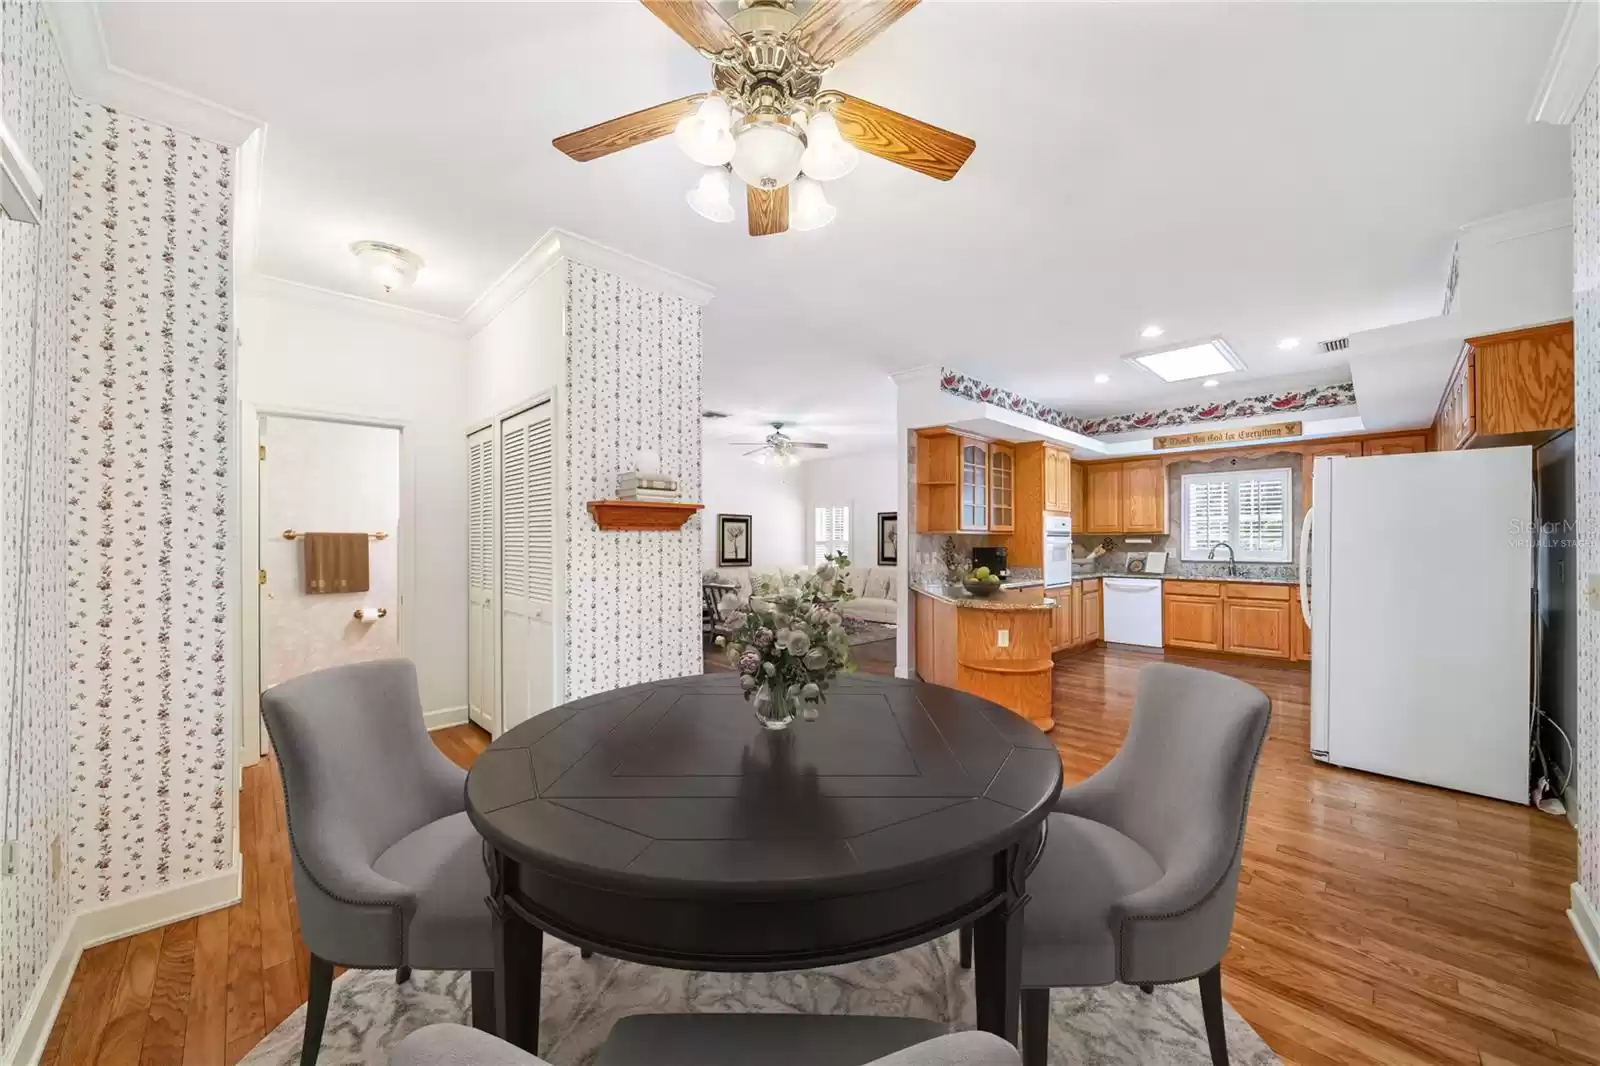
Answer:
1433 321 1574 451
917 429 1008 535
1079 460 1168 535
1362 432 1428 456
1049 578 1101 653
1163 580 1298 661
1042 445 1072 514
1301 440 1363 515
960 440 989 531
989 443 1015 532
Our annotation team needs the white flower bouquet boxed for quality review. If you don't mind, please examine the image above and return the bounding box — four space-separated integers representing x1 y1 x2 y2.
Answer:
715 557 855 729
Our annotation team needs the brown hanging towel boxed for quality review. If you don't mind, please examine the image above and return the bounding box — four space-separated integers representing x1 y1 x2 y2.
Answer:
301 532 371 594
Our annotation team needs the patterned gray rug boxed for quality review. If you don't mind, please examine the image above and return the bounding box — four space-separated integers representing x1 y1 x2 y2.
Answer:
842 619 897 647
240 936 1279 1065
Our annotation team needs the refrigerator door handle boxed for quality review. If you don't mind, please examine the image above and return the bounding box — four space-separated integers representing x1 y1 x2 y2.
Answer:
1298 506 1314 628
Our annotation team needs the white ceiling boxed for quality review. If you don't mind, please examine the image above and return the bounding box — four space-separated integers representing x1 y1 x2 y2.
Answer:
90 1 1573 444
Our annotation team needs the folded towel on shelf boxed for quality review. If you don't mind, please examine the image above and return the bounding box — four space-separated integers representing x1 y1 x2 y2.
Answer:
302 532 371 594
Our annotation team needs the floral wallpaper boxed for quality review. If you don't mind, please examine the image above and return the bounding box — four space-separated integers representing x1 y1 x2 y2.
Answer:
0 0 72 1049
937 367 1356 437
66 104 234 904
562 261 703 700
1572 72 1599 907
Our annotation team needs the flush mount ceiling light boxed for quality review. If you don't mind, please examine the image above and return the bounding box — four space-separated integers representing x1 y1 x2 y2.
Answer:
551 0 976 237
350 240 423 293
1140 325 1165 339
1277 337 1301 351
1093 373 1110 384
1126 338 1245 383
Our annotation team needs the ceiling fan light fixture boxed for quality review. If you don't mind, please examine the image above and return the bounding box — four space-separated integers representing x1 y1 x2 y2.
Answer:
674 95 735 166
686 166 735 223
789 176 836 231
350 240 423 293
731 114 806 191
799 111 857 182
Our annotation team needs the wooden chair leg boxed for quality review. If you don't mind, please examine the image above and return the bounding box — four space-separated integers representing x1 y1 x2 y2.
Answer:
301 955 334 1066
958 925 973 970
396 965 411 985
1198 964 1229 1066
1139 983 1153 994
1020 988 1050 1066
471 970 496 1034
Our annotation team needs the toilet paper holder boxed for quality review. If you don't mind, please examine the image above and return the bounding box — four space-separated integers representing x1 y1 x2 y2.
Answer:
353 607 388 621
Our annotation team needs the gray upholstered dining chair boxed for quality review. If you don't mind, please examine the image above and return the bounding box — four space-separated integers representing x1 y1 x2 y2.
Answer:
261 659 496 1066
393 1022 1023 1066
1018 663 1270 1066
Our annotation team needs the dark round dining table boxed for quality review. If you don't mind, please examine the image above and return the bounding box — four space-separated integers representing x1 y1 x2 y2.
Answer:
465 672 1063 1052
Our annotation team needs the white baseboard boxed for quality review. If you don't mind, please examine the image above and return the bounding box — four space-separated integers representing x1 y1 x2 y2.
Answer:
1 862 241 1066
424 704 469 731
1569 882 1600 977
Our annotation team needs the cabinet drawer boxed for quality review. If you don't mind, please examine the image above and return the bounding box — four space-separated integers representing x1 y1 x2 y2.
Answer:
1165 580 1222 598
1225 583 1291 602
1078 578 1100 592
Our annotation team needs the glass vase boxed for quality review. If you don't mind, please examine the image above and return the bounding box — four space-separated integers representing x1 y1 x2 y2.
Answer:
753 683 797 731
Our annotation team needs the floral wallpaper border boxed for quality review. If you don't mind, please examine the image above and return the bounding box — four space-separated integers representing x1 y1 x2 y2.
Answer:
937 368 1357 438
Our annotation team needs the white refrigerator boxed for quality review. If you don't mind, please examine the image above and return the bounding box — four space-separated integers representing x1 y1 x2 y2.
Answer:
1301 446 1532 804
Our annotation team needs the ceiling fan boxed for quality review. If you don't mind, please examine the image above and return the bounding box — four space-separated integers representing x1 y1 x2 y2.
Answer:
733 422 829 465
552 0 975 236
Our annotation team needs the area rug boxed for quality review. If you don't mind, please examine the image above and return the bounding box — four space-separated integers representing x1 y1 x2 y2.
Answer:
842 619 897 647
240 935 1279 1066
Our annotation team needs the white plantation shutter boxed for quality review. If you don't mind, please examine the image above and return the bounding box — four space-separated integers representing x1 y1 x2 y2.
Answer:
814 506 850 564
1180 468 1293 563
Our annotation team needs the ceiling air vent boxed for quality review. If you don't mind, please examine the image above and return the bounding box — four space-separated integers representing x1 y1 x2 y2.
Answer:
701 410 730 420
1318 337 1350 353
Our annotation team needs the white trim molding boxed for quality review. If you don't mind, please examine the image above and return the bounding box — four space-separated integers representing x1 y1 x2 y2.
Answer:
43 1 266 146
1570 881 1600 977
463 228 716 336
245 274 465 332
1529 0 1600 126
1 864 241 1066
423 705 470 732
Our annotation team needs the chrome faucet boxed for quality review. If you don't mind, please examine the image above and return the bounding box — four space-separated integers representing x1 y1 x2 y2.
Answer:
1208 541 1237 576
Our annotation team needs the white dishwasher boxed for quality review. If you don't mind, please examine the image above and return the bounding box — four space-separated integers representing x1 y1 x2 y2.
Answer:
1102 577 1164 647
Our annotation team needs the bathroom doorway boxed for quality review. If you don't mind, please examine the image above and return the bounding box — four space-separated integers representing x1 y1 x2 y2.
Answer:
255 414 403 754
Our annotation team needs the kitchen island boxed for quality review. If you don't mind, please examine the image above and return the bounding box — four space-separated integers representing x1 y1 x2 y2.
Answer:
911 586 1057 732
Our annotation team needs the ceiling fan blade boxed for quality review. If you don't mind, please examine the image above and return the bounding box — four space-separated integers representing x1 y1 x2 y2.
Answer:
553 96 702 162
640 0 743 55
748 185 789 236
740 447 770 457
790 442 830 449
790 0 919 68
831 93 975 181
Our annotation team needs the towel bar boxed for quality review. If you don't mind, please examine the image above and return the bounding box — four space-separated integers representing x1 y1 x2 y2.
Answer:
282 529 389 540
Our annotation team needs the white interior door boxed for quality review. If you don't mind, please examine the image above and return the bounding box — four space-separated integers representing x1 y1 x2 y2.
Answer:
467 425 497 734
499 403 555 732
259 415 401 695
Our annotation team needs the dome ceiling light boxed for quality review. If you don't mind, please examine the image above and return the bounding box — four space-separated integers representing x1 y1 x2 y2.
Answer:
552 0 976 237
350 240 424 293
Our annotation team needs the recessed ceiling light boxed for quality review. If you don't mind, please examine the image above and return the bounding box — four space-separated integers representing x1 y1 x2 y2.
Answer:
1126 338 1245 383
1202 379 1219 388
1277 337 1301 351
1140 325 1164 339
1093 373 1110 384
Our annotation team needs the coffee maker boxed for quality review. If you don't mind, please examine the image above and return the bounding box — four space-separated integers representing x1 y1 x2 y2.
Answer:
970 545 1009 580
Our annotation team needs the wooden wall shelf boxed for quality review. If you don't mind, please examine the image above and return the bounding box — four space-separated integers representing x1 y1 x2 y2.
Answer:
587 500 702 531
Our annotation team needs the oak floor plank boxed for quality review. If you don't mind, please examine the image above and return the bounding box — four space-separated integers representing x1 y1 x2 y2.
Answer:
95 926 166 1066
55 938 131 1066
140 918 197 1066
181 909 230 1066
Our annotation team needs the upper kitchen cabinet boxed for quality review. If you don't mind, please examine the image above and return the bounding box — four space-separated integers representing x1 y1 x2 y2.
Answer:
960 440 990 531
989 443 1015 532
1042 445 1072 514
915 429 963 533
1079 459 1168 535
1301 440 1363 514
1433 321 1574 451
1361 433 1429 456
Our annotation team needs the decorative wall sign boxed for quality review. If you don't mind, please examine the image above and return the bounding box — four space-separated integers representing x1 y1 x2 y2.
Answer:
1153 421 1303 451
877 512 898 566
718 514 752 567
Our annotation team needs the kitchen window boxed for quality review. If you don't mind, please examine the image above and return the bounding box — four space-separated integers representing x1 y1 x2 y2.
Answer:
1180 468 1292 562
814 505 850 565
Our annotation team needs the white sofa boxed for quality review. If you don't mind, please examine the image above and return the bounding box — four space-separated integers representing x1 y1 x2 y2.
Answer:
704 565 899 626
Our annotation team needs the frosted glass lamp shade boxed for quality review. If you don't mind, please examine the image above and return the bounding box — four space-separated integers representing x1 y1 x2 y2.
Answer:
799 112 857 182
731 120 806 190
789 176 836 231
350 240 423 293
686 167 735 223
674 96 735 166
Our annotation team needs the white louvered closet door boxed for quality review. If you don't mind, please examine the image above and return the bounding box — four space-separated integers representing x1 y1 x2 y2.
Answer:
466 426 497 734
499 402 556 732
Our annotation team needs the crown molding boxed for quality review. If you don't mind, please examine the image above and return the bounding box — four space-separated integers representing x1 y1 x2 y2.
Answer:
1528 0 1600 125
1457 197 1574 246
246 274 466 334
463 228 716 336
44 0 265 146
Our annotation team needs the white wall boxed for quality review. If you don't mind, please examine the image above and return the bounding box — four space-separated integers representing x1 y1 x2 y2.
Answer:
702 446 805 569
465 262 566 426
803 450 900 568
241 280 468 714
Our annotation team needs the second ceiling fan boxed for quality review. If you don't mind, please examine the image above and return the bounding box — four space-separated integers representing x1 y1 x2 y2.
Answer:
552 0 976 236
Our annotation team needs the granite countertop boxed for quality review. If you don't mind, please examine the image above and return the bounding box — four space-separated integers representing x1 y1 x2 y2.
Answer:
1069 569 1297 586
912 585 1057 611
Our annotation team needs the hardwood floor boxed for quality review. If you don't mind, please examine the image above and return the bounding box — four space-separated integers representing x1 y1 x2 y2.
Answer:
44 640 1599 1065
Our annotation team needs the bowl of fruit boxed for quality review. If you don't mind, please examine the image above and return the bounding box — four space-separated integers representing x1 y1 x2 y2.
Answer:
962 566 1004 598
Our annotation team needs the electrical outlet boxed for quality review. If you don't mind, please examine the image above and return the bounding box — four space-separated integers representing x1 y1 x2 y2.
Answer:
1 840 16 878
1587 574 1600 609
997 629 1010 648
50 835 61 882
